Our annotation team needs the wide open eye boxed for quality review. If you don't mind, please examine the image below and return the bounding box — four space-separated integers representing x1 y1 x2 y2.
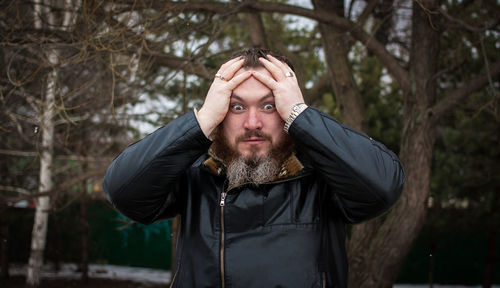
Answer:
262 103 275 112
230 103 245 112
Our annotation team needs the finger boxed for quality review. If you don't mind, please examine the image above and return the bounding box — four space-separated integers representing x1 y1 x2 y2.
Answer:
258 57 285 81
216 57 244 77
266 55 297 83
252 70 277 90
226 71 253 89
223 58 246 80
266 54 291 73
218 57 243 72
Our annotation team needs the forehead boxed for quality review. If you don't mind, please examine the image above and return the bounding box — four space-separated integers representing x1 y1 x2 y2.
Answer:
234 66 271 76
232 67 273 102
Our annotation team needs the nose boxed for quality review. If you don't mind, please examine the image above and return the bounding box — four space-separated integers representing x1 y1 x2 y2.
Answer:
243 108 263 130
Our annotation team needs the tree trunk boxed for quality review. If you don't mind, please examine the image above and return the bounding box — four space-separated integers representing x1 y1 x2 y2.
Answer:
347 1 440 287
0 201 9 279
26 0 79 283
26 52 58 287
483 188 499 288
349 123 436 288
171 217 179 273
312 0 367 132
483 225 497 288
50 213 61 272
80 155 89 284
80 185 89 284
245 0 268 49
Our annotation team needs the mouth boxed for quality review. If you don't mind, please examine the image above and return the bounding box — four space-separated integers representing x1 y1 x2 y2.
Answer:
241 137 267 145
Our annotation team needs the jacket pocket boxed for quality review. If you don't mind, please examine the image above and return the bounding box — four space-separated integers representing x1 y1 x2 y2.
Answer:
263 181 321 226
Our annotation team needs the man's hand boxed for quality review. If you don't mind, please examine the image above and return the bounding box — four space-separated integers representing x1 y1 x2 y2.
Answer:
252 55 306 121
197 58 252 138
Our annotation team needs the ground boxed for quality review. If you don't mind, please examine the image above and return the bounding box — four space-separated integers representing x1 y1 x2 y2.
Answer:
4 264 498 287
5 263 171 287
2 276 167 287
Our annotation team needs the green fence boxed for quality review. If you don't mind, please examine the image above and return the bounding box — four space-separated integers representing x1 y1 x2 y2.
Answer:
8 200 172 270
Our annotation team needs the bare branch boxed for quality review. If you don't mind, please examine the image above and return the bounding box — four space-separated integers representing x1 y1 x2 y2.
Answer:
347 0 357 20
0 149 114 162
4 166 108 204
6 111 39 125
138 1 410 92
245 0 268 48
193 15 236 59
356 0 378 27
0 185 32 195
4 113 34 144
431 59 466 83
480 34 498 97
431 61 500 121
53 114 91 126
99 14 214 80
439 7 500 33
150 54 214 80
0 149 37 157
115 217 137 230
304 72 332 105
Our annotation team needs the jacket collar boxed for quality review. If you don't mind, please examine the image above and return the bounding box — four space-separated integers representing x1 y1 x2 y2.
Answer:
203 151 304 180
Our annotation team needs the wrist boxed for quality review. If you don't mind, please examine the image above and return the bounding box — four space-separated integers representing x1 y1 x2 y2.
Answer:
284 103 308 133
195 107 217 140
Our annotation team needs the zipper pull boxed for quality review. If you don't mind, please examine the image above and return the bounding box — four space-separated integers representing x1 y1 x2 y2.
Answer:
220 192 227 206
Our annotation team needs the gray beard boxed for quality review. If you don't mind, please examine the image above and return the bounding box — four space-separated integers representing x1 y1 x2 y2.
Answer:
209 126 295 188
226 154 281 188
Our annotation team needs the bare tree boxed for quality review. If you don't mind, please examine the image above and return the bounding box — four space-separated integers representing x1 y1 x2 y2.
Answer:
1 1 137 285
26 2 58 284
26 49 57 287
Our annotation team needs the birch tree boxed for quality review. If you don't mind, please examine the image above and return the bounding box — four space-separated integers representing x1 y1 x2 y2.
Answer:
26 0 63 285
26 49 57 286
1 0 109 286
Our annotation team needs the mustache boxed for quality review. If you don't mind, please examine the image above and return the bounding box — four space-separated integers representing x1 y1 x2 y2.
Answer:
236 130 272 143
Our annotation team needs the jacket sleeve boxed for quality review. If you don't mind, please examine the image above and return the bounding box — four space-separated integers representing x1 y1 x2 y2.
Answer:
289 107 405 223
102 111 212 224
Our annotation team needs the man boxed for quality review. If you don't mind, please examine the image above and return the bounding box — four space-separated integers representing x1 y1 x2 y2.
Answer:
103 48 405 288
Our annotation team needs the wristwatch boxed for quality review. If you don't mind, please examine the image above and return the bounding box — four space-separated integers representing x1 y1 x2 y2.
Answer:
284 103 308 133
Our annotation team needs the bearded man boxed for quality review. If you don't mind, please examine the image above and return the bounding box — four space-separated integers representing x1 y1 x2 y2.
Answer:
103 48 405 288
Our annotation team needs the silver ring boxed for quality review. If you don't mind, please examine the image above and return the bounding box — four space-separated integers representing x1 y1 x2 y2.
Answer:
285 71 294 77
215 73 226 81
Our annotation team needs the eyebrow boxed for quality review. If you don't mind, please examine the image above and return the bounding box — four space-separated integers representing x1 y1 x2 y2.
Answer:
230 93 274 103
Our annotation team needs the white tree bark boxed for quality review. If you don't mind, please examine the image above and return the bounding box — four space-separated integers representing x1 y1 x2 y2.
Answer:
26 1 52 286
62 0 80 30
27 0 79 284
33 0 42 30
44 0 55 28
26 52 58 287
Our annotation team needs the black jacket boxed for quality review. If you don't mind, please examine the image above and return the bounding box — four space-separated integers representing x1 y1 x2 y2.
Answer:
103 107 405 288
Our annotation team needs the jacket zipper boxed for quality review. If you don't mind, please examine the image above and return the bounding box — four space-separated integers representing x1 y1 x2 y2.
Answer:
220 190 227 288
322 271 326 288
169 264 179 288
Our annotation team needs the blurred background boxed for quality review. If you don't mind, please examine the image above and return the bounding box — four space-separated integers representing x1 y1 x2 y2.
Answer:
0 0 499 287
